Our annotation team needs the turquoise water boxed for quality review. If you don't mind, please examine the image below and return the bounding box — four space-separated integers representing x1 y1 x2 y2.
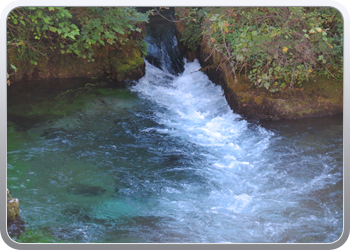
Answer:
7 59 343 243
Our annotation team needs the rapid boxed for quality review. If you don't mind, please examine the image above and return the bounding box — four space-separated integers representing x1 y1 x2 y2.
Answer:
6 10 343 243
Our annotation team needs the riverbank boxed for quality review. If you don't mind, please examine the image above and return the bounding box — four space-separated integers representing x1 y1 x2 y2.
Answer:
7 8 148 84
197 43 343 119
175 7 343 119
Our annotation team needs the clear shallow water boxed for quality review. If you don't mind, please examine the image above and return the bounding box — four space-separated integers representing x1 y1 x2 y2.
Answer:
7 11 343 243
7 58 343 243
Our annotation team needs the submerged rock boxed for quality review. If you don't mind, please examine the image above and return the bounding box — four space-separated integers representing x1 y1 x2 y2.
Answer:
66 183 107 197
7 217 26 239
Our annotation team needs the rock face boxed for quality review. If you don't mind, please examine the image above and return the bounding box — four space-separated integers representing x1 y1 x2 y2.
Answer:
7 189 20 222
175 8 343 119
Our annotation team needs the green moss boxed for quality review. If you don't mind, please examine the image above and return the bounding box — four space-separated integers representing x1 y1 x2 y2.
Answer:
129 56 144 66
117 64 132 73
254 96 263 105
237 93 251 104
14 229 65 243
230 71 342 118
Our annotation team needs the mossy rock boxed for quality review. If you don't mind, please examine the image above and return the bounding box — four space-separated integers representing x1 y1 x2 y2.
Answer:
8 38 145 83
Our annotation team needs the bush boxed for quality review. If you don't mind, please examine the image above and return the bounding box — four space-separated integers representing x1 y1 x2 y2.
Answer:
7 7 149 84
178 7 343 91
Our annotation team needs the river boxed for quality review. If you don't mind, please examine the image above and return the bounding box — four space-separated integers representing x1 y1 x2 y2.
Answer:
7 10 343 243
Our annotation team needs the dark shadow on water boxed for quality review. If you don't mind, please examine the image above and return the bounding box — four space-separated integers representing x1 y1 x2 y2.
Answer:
66 183 107 197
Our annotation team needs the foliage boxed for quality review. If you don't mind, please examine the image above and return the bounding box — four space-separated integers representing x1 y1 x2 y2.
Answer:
176 8 206 51
178 7 343 91
7 7 149 85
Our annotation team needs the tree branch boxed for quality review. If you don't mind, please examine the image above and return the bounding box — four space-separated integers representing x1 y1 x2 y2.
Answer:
154 8 181 23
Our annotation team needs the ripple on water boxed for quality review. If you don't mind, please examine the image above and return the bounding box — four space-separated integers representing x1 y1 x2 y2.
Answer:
7 58 342 243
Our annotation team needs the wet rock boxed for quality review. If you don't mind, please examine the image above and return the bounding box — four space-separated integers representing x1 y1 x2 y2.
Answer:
6 189 25 239
66 183 107 197
7 216 26 238
7 189 20 222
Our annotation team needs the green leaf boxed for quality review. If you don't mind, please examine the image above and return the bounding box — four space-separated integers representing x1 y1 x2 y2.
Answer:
10 64 17 71
264 82 270 89
49 26 57 32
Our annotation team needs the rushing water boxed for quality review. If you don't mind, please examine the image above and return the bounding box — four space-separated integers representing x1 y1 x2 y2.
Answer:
7 11 343 243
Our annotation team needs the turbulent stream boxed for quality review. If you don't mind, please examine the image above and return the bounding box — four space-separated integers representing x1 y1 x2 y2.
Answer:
7 11 343 243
